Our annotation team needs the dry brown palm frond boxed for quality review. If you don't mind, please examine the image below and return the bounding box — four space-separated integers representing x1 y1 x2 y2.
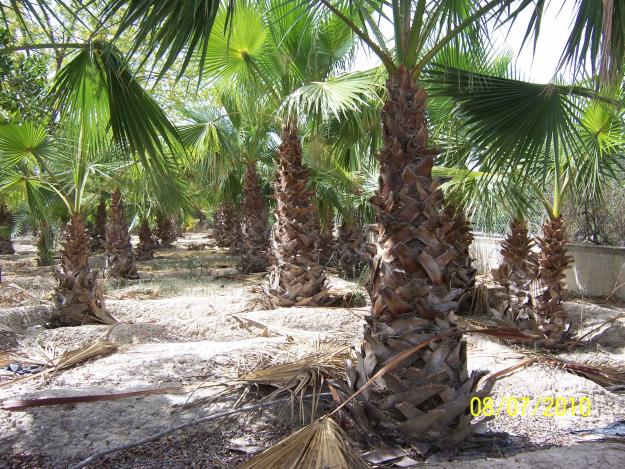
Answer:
237 417 369 469
52 340 117 371
0 337 117 388
211 339 351 423
532 354 625 389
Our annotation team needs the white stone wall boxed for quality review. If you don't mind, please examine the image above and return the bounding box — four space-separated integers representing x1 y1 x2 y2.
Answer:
471 235 625 300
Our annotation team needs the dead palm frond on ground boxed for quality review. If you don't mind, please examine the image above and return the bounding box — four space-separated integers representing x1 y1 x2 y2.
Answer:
237 416 369 469
214 339 351 423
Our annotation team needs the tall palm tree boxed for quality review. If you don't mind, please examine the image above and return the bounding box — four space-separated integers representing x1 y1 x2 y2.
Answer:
198 1 375 306
303 0 625 443
179 96 274 272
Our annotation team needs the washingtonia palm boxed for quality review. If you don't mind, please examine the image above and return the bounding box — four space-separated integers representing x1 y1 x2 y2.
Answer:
179 95 274 272
293 0 625 446
437 96 625 345
195 1 375 306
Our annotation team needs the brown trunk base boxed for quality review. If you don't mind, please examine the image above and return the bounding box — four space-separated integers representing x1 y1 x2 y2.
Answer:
0 203 15 255
53 268 116 326
105 190 138 279
54 213 116 326
536 216 573 343
492 219 538 328
268 122 328 306
335 224 366 279
156 214 177 248
337 315 487 448
136 218 156 261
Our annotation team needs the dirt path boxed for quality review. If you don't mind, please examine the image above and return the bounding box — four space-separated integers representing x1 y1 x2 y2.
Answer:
1 233 624 468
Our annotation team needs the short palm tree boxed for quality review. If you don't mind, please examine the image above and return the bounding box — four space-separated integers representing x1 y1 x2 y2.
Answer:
438 90 625 345
105 188 138 279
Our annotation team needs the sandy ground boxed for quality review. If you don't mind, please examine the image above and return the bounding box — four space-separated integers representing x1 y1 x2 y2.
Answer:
0 232 624 468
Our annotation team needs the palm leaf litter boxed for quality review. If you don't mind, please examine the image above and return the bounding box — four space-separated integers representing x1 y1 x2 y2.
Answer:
237 417 369 469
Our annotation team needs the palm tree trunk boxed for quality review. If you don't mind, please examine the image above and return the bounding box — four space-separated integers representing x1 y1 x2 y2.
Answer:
240 162 269 273
335 222 365 279
156 212 177 248
213 203 242 251
36 223 55 266
443 205 476 314
344 66 484 446
213 204 228 247
136 217 156 261
492 218 538 326
91 194 107 251
0 203 15 255
105 189 138 279
317 212 335 266
268 121 328 306
54 212 116 326
536 216 573 343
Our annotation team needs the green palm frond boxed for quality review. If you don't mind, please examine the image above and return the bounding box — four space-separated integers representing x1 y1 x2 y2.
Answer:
103 0 230 81
0 122 50 170
49 41 182 194
560 0 625 87
281 70 382 121
424 64 611 177
433 165 541 226
569 102 625 198
199 2 275 91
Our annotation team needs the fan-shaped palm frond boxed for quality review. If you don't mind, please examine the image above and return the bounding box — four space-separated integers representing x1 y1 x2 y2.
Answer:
49 41 181 182
424 64 616 178
102 0 231 80
281 70 382 121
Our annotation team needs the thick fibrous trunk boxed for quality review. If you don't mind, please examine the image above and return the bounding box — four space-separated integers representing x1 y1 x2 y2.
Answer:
335 223 365 279
213 203 241 251
443 205 476 314
36 223 54 266
54 213 115 326
213 205 228 247
342 66 484 446
318 214 335 266
536 216 573 343
105 190 138 279
92 194 107 250
240 163 269 273
156 213 177 248
268 122 328 306
0 203 15 255
492 218 538 327
136 218 156 261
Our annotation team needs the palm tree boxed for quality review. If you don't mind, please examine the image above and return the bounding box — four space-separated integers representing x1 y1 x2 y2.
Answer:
302 0 625 443
0 37 183 324
155 212 177 248
0 202 14 254
179 97 274 271
199 1 374 306
437 91 625 345
91 193 107 251
105 189 138 279
136 216 157 261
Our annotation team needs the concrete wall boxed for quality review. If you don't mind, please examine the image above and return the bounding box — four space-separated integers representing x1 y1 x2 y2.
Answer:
470 235 625 299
